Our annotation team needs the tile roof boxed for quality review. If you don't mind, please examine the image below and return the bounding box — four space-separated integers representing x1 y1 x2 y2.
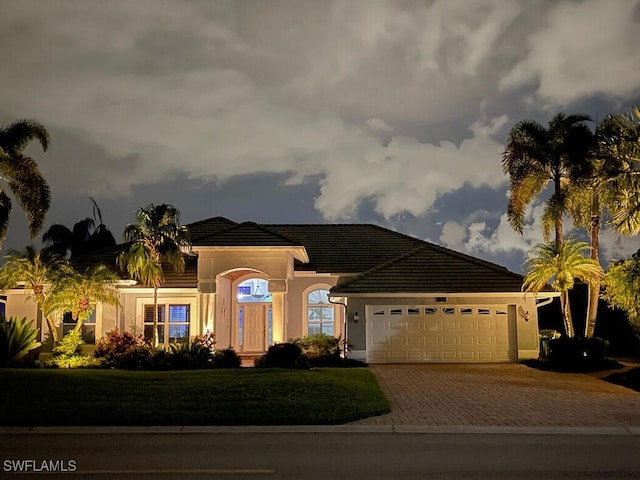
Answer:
330 243 527 294
191 221 302 247
71 245 198 289
263 223 424 273
187 216 237 242
70 216 528 293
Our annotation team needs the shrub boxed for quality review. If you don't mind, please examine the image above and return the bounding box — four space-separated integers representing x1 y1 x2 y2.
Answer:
294 333 341 359
47 355 104 369
547 336 609 371
94 329 147 368
255 343 309 369
0 316 42 366
53 330 83 357
194 330 217 352
211 348 241 369
149 348 171 370
47 330 103 369
117 345 154 370
167 342 214 370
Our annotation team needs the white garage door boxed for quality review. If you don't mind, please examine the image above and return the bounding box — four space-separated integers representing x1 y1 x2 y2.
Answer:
366 305 516 363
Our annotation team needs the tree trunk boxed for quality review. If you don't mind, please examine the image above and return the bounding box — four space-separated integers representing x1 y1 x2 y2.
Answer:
560 290 574 338
554 174 563 247
586 193 601 338
45 316 58 343
153 285 159 348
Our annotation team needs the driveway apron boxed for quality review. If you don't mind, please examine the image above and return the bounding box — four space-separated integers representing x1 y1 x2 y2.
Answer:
354 364 640 427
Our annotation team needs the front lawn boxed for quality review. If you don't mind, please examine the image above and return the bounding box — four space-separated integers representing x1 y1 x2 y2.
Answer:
0 368 390 426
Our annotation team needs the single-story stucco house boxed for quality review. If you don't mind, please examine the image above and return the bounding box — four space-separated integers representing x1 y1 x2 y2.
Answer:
2 216 558 363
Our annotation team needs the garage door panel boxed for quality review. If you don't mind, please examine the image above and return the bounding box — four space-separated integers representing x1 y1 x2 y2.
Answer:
367 304 514 364
442 336 457 345
461 351 475 360
371 335 391 345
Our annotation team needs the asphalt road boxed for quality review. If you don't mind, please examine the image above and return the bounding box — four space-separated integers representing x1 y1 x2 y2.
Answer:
2 430 640 479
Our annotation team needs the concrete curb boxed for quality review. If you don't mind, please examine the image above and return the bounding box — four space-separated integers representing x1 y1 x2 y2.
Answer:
1 425 638 435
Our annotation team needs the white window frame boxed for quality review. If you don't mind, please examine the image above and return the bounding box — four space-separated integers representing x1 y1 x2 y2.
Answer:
136 297 198 344
303 285 336 337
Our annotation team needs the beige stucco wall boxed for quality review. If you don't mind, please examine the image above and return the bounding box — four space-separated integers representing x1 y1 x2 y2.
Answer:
195 249 295 293
4 291 39 322
214 278 233 348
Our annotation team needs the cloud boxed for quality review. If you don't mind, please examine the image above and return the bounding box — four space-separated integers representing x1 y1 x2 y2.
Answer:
0 0 522 222
501 0 640 105
2 0 640 263
440 201 547 256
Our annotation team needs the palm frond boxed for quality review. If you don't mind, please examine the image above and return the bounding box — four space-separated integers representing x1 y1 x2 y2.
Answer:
0 120 49 154
0 189 11 241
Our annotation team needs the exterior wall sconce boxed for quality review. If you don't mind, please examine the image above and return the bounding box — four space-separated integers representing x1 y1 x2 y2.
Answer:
524 311 530 322
352 312 359 323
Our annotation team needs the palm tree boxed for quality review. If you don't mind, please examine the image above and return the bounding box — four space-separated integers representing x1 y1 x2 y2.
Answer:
0 119 52 246
0 246 72 342
502 113 594 246
46 265 120 331
42 198 116 259
568 106 640 337
522 240 603 338
117 204 190 347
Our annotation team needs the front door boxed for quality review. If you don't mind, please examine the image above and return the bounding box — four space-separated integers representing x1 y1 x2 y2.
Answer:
240 304 267 352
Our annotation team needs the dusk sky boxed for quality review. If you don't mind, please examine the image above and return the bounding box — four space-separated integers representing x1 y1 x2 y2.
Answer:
1 0 640 273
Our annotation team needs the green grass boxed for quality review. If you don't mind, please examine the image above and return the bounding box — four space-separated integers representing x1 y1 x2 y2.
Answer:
0 368 390 426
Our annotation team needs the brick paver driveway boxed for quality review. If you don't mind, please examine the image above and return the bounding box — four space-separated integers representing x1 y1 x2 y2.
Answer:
354 364 640 427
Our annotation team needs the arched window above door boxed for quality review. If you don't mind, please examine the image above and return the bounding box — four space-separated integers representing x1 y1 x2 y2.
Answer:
237 278 272 303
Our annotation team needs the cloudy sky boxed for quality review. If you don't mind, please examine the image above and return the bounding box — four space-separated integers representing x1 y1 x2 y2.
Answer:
1 0 639 272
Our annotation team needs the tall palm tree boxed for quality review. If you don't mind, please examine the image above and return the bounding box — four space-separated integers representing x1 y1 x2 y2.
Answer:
564 106 640 337
42 198 116 259
117 204 190 347
0 120 51 246
46 265 120 330
0 246 72 342
502 113 594 246
522 240 603 338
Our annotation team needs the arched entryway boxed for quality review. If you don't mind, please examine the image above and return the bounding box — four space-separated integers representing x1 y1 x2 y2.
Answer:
214 267 286 353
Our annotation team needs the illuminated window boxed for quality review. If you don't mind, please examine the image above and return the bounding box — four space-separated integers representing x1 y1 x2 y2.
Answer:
144 304 190 344
307 289 334 335
237 279 272 303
